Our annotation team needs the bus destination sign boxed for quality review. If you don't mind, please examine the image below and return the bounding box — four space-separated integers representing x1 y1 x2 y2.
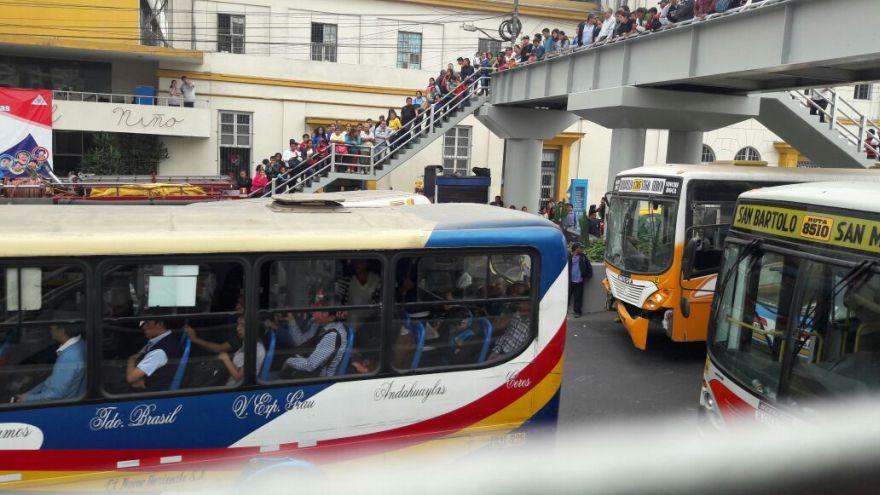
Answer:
733 203 880 254
615 177 681 196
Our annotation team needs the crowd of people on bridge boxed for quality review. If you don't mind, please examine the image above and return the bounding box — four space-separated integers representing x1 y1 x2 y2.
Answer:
488 0 754 71
234 58 483 195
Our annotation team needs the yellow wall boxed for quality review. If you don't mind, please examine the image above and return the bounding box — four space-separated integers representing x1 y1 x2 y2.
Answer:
0 0 141 45
544 132 585 201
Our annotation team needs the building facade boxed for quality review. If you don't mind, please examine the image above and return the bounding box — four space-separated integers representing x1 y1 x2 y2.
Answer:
2 0 877 210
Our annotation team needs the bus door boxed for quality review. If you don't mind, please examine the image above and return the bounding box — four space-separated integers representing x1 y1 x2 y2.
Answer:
679 203 732 341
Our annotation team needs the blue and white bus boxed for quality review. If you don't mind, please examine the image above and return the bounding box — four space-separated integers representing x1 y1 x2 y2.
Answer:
0 192 567 490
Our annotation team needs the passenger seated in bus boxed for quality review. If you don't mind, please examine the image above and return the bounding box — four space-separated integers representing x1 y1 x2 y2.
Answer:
220 315 266 386
349 352 378 374
281 301 348 377
336 259 382 347
16 323 86 403
492 282 530 331
184 321 237 355
489 300 532 360
126 318 181 391
444 307 485 365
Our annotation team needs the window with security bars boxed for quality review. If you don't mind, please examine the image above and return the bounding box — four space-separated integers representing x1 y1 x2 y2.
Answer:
478 38 501 57
311 23 338 62
397 32 422 69
540 150 559 209
442 126 471 175
854 84 872 100
734 146 761 162
218 14 245 54
219 111 252 176
701 144 716 164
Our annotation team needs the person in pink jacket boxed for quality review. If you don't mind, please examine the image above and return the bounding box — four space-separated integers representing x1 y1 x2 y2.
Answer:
251 167 269 194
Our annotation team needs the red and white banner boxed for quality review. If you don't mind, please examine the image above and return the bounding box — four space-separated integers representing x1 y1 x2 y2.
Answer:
0 88 53 179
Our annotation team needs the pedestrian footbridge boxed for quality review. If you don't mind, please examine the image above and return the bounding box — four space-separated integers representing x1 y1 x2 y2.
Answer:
478 0 880 209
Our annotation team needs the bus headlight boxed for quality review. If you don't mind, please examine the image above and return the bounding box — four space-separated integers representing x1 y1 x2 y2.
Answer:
644 290 671 310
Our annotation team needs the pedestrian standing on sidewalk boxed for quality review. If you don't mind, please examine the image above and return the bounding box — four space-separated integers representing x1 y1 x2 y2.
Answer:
569 243 593 318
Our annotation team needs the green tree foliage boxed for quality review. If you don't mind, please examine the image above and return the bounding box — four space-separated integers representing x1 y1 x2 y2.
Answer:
80 133 169 175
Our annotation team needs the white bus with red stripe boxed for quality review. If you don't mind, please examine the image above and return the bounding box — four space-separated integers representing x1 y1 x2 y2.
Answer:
701 182 880 428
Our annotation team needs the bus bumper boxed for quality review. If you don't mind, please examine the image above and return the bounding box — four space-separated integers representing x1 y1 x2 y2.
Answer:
617 303 650 350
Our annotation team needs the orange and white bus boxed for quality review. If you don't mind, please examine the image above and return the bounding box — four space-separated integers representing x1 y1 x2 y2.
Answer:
603 165 880 350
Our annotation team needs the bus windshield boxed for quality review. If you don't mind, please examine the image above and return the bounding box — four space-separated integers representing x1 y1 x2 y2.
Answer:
709 243 880 402
605 196 678 274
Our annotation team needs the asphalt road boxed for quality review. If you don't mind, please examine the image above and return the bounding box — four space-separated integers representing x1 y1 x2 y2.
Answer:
559 311 707 428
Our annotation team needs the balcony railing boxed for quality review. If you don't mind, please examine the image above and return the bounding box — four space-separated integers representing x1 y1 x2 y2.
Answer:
52 90 209 108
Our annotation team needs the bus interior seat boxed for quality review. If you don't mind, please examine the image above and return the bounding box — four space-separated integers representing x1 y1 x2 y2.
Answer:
260 327 277 381
336 326 355 375
404 317 427 369
170 333 191 391
474 317 493 363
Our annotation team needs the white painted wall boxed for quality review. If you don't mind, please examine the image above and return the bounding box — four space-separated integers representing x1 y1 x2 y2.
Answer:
153 0 577 181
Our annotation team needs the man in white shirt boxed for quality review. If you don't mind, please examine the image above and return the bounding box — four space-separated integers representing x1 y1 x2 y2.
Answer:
373 121 394 162
660 0 673 25
126 318 180 391
180 76 196 108
597 9 616 42
281 139 298 163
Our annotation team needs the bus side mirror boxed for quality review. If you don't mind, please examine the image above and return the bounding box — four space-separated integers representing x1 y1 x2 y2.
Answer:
680 296 691 318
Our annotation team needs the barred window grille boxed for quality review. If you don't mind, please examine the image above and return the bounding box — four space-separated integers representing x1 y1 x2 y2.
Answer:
854 84 872 101
311 23 338 62
218 14 245 54
442 126 472 175
397 32 422 70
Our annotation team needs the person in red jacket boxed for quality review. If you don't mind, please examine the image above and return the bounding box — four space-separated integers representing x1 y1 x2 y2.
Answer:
867 129 878 160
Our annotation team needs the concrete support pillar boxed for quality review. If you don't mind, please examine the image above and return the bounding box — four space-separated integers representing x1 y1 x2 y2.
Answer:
667 130 704 164
608 128 647 191
476 106 579 211
502 139 543 213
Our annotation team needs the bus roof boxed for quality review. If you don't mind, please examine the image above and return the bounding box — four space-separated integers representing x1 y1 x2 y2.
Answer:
739 181 880 214
0 201 555 257
617 164 880 182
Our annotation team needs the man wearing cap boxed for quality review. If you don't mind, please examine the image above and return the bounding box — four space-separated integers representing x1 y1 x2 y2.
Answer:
126 318 181 391
569 243 593 318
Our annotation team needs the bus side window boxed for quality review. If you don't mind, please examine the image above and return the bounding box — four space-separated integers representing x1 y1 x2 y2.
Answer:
786 263 880 399
258 258 383 382
392 253 534 372
99 262 244 396
0 265 87 406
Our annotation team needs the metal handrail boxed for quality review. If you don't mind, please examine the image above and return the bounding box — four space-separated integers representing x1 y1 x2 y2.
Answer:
790 89 880 158
502 0 786 74
252 73 488 197
52 90 208 108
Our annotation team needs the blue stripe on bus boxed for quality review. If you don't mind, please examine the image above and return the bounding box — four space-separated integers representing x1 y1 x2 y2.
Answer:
0 383 331 450
426 226 568 299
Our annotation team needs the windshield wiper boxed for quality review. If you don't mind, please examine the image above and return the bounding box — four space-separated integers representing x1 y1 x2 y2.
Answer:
792 260 878 357
715 239 761 299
